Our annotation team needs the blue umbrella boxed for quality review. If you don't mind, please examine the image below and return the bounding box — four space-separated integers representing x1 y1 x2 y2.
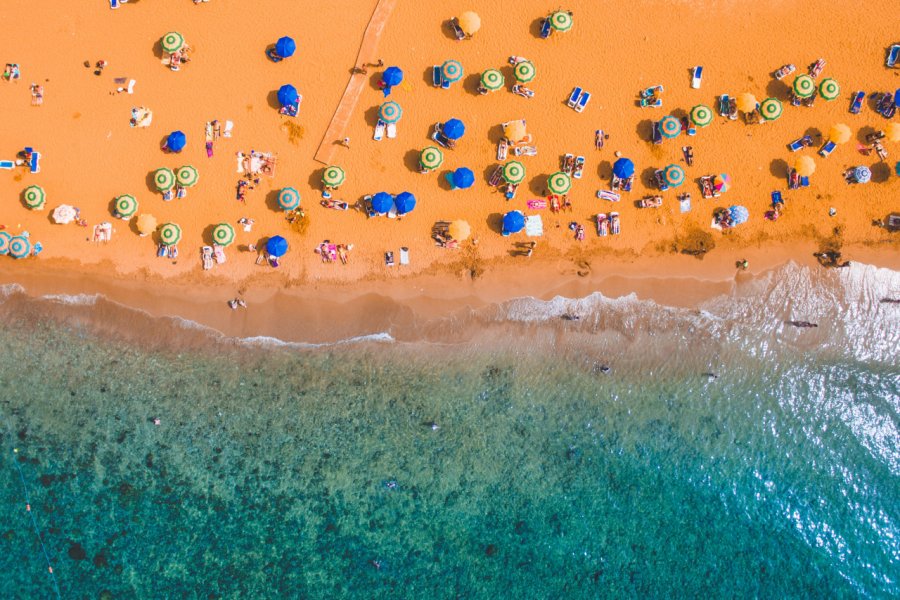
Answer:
394 192 416 215
612 158 635 178
383 66 403 86
275 36 296 59
452 167 475 189
371 192 393 214
442 118 465 140
166 131 186 153
502 211 525 235
266 235 289 257
278 84 299 107
729 205 749 225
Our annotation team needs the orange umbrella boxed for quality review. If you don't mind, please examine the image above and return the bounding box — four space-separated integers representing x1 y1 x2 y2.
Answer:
503 120 526 143
736 93 758 113
886 122 900 142
828 124 852 144
457 11 481 36
136 213 157 235
794 156 816 177
448 220 471 241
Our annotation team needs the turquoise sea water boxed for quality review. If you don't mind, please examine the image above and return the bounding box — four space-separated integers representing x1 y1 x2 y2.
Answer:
0 262 898 598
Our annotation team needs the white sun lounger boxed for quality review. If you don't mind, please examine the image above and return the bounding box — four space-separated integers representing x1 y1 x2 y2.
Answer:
223 121 233 137
525 215 543 237
387 123 397 139
374 119 385 141
399 247 409 265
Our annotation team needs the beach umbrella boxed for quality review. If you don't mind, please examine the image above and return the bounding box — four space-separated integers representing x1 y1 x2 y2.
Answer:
458 11 481 36
378 101 402 123
161 32 184 54
658 115 682 138
854 166 871 184
275 36 296 59
503 120 526 143
159 223 182 245
23 185 45 210
442 118 465 140
166 130 186 153
664 164 686 187
154 167 175 191
547 171 572 194
549 11 573 32
829 123 852 144
277 84 299 107
819 78 840 101
759 98 783 121
382 66 403 86
115 195 138 218
266 235 288 257
371 192 393 214
322 165 345 188
212 223 235 247
419 146 443 170
452 167 475 189
794 155 816 177
612 158 635 179
176 165 199 187
480 69 505 92
514 61 535 83
441 60 463 83
448 220 471 241
502 211 525 235
502 161 526 184
793 74 815 99
395 191 416 215
736 93 758 113
886 123 900 142
8 236 30 259
278 187 301 210
136 214 157 235
0 231 10 256
714 173 732 193
729 205 749 225
690 104 713 127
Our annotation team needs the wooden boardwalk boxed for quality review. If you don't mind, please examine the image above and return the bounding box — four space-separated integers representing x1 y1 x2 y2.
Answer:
314 0 397 165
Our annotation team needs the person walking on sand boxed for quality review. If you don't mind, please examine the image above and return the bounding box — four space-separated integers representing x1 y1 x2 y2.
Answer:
342 137 351 148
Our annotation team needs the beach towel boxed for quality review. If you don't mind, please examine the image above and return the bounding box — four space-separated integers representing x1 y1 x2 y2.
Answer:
526 199 547 210
525 215 543 237
223 121 233 137
679 196 691 213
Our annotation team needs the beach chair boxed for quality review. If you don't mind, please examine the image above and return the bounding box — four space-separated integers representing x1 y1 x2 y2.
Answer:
639 97 662 108
512 85 534 98
575 91 590 113
808 58 825 78
386 122 397 139
639 195 663 208
562 153 575 174
678 193 691 213
513 146 537 157
609 212 621 235
384 251 394 267
432 66 441 87
595 214 609 236
641 85 663 98
373 119 386 141
399 247 410 265
653 170 669 191
573 156 585 179
818 140 836 158
849 91 865 114
505 183 519 200
497 139 508 161
488 165 503 187
651 121 663 145
449 18 466 40
213 245 226 264
888 45 900 68
540 18 552 39
623 176 634 192
597 189 620 202
718 95 730 116
691 66 703 89
771 191 783 206
567 87 582 108
201 246 213 270
0 160 13 170
773 64 796 80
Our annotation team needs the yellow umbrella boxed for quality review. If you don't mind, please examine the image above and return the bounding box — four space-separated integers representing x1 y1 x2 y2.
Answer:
457 11 481 36
886 122 900 142
828 124 852 144
503 120 526 143
448 220 471 241
794 156 816 177
136 214 157 235
736 93 758 113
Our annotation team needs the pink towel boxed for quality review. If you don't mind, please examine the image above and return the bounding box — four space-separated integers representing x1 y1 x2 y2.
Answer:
206 142 213 158
527 199 547 210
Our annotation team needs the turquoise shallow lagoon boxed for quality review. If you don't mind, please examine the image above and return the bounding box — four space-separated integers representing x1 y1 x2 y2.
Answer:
0 262 897 598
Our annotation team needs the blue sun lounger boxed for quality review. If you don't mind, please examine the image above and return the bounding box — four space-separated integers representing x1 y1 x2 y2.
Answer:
540 19 552 39
432 66 441 87
849 91 864 114
817 140 836 158
567 87 582 108
887 45 900 68
800 176 810 188
651 121 663 145
0 160 13 169
771 191 783 206
575 91 590 113
787 135 812 151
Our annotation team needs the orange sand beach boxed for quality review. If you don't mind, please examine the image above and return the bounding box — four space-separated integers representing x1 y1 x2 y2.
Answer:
1 0 898 342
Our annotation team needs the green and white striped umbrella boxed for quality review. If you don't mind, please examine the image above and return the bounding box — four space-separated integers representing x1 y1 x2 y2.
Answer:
503 161 526 184
23 185 45 210
154 168 175 191
0 231 11 255
441 60 463 83
690 104 713 127
161 32 185 54
759 97 783 121
278 187 301 210
175 165 199 187
659 115 682 138
212 223 235 247
115 195 138 218
419 146 443 170
480 69 505 92
514 61 536 83
322 165 345 187
547 171 571 194
549 11 573 32
159 223 182 246
793 74 815 99
378 101 402 123
819 78 840 101
664 164 686 187
8 236 30 259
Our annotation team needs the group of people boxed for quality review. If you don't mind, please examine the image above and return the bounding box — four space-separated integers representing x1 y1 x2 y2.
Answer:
314 241 351 265
2 63 20 81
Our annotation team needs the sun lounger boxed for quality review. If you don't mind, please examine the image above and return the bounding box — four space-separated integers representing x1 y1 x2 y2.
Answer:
651 121 662 145
641 85 663 98
653 170 669 191
639 195 663 208
562 153 575 174
597 189 620 202
512 85 534 98
386 122 397 139
888 45 900 68
399 247 409 265
432 66 441 87
505 183 519 199
497 139 508 161
573 156 585 179
800 176 809 188
773 64 795 80
567 87 582 108
771 191 783 206
575 91 590 112
449 18 466 40
678 193 691 213
787 168 800 190
441 74 451 89
718 95 730 116
801 94 815 108
223 121 233 138
30 85 43 106
213 244 226 264
787 135 811 151
488 165 503 187
640 97 662 108
0 160 13 169
110 0 120 8
808 58 825 78
157 243 167 257
374 119 386 141
609 212 621 235
691 66 703 89
540 18 552 39
849 91 864 114
595 214 609 236
201 246 213 270
818 140 836 158
513 146 537 157
525 215 543 237
384 251 394 267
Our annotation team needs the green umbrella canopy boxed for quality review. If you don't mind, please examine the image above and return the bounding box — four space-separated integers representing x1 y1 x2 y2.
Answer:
690 104 713 127
480 69 504 91
115 195 138 217
514 61 536 83
161 32 185 54
159 222 182 245
419 146 443 170
793 74 815 98
547 171 571 194
175 165 199 187
23 185 45 210
819 78 840 101
759 98 783 120
278 187 301 210
503 161 526 184
549 11 573 31
154 168 175 191
322 165 345 187
212 223 235 247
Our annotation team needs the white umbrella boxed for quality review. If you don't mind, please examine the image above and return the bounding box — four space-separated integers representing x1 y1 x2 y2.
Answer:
52 204 78 224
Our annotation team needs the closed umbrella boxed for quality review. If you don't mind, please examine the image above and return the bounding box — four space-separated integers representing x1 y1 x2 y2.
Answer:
448 220 471 241
502 211 525 235
480 69 505 92
458 11 481 36
658 115 681 138
759 98 783 121
8 236 31 259
154 167 175 191
729 205 749 225
23 185 45 210
114 195 138 218
161 32 184 54
547 172 572 194
0 231 10 256
514 61 535 83
886 122 900 142
612 158 635 179
714 173 731 193
371 192 393 214
690 104 713 127
212 223 235 247
664 164 685 187
52 204 77 224
159 223 182 246
451 167 475 189
793 75 815 98
382 66 403 86
277 84 299 107
503 120 526 143
275 36 296 59
829 123 852 144
441 60 463 83
819 78 840 101
736 93 758 113
266 235 289 257
394 192 416 215
853 166 871 183
419 146 443 170
549 11 573 32
166 131 186 153
322 165 345 187
794 156 816 177
378 101 402 123
278 187 301 211
136 214 157 235
502 161 526 184
442 118 465 140
176 165 199 187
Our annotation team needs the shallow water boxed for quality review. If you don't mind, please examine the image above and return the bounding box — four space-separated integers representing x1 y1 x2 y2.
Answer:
0 262 898 598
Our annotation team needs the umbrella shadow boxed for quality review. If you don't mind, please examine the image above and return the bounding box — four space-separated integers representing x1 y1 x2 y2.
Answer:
201 223 217 246
529 17 546 38
597 160 612 179
803 126 823 140
462 73 482 97
308 168 325 192
151 39 164 60
636 119 654 142
144 170 158 193
106 197 118 219
266 90 281 110
640 166 658 188
482 164 499 187
866 92 882 112
127 217 141 236
486 213 504 234
499 65 515 92
422 66 437 87
265 189 282 212
438 170 455 191
364 105 380 128
871 163 891 183
769 158 788 178
670 107 688 120
368 71 385 91
440 19 460 41
857 125 877 144
403 149 421 174
487 124 504 145
766 79 790 100
528 174 549 197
